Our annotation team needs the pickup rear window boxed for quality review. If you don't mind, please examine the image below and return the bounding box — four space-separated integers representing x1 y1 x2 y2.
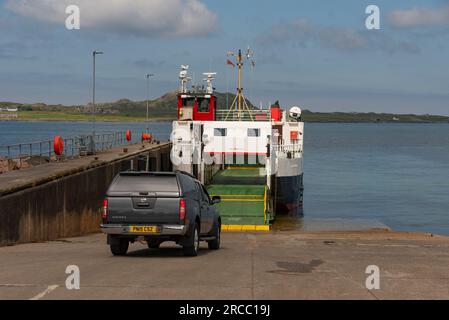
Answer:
110 175 179 193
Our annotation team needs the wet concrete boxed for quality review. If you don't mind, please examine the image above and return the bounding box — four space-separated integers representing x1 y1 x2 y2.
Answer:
273 216 391 232
268 260 324 275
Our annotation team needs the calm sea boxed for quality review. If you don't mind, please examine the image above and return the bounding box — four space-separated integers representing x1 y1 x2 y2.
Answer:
0 121 172 146
1 121 449 235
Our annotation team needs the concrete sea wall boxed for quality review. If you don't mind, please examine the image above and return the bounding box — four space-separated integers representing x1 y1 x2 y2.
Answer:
0 143 172 246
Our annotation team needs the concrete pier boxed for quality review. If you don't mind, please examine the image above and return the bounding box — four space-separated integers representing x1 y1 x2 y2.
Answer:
0 230 448 300
0 142 172 247
1 141 448 300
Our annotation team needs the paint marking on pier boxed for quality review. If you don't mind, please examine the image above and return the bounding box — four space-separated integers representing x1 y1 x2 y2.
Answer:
29 285 59 300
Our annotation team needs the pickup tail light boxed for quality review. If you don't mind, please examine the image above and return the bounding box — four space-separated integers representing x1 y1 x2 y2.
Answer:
179 199 186 221
102 199 108 219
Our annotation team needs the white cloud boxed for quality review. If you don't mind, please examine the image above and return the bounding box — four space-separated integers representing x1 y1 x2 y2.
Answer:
256 19 420 55
388 5 449 28
5 0 218 37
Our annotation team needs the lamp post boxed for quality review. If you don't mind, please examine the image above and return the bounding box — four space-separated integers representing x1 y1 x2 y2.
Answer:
92 50 103 150
146 74 154 133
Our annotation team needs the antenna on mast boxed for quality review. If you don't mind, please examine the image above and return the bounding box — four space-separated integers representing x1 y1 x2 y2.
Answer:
203 72 217 94
179 65 191 93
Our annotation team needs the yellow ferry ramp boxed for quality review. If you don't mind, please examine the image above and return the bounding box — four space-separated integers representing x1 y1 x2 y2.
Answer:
219 198 264 202
221 225 271 232
208 168 271 231
225 166 262 171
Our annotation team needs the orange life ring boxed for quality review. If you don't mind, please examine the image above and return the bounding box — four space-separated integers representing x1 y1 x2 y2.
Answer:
54 136 64 156
126 130 132 142
142 133 152 141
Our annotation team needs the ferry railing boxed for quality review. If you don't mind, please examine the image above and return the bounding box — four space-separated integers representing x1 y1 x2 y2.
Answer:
0 131 130 169
273 144 303 157
215 110 271 122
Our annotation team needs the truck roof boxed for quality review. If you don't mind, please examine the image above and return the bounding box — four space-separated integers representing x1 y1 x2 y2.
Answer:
119 172 177 177
109 172 180 195
119 171 196 179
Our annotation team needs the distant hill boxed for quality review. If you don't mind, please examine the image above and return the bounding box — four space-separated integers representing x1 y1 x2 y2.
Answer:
300 110 449 123
1 92 449 123
91 91 254 117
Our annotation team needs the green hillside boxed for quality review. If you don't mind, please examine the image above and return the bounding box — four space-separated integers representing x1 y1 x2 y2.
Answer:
1 92 448 123
0 91 251 120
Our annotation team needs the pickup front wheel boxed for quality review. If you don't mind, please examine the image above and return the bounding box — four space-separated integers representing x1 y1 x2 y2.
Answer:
183 223 200 257
110 239 129 256
208 221 221 250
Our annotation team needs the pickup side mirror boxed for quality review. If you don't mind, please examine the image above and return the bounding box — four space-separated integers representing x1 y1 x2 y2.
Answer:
211 196 221 205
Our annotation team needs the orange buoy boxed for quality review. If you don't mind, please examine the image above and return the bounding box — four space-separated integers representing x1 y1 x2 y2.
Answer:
141 133 152 141
53 136 64 156
126 130 132 142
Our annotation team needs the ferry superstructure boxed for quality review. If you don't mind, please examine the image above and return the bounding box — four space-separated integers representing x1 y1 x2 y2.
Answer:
171 50 304 229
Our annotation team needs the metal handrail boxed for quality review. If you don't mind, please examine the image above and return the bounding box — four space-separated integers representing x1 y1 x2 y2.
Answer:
215 109 271 121
272 144 303 161
273 144 303 153
0 131 131 166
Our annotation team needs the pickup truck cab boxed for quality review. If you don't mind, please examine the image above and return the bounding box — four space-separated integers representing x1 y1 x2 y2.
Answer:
101 171 221 256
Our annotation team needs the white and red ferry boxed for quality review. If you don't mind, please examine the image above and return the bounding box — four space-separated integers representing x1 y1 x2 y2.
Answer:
171 50 304 229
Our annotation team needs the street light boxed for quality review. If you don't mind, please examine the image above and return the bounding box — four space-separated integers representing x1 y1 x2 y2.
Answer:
146 74 154 133
92 50 103 151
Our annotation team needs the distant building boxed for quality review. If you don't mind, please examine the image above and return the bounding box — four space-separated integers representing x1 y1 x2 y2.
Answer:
0 106 18 112
0 106 18 119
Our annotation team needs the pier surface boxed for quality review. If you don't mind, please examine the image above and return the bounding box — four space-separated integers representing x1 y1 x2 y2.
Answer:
0 230 448 300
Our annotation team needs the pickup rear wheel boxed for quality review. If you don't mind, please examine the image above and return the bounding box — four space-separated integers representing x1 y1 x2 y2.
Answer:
110 239 129 256
183 223 199 257
208 221 221 250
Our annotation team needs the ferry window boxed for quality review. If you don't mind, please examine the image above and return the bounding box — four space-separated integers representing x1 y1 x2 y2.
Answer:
182 98 195 107
197 98 210 113
214 128 227 137
248 128 260 137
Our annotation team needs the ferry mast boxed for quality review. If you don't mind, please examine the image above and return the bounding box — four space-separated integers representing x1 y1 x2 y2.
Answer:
226 48 255 121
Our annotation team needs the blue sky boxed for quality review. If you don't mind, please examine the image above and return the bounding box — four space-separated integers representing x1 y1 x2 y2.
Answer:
0 0 449 115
